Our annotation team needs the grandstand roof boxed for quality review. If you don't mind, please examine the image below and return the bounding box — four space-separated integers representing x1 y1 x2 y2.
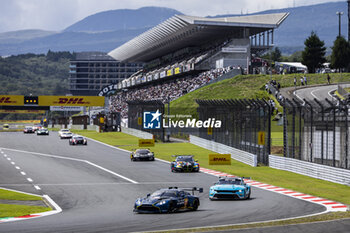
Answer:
108 13 289 63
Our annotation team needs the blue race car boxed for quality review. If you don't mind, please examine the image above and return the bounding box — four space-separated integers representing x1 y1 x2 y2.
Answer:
134 187 203 213
209 177 251 200
171 155 200 172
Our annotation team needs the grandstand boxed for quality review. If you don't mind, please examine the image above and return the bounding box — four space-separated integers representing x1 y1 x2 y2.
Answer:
107 13 289 117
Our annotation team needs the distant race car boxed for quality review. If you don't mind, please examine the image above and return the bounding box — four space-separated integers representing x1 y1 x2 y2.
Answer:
130 149 154 161
23 126 35 134
69 135 87 145
171 155 200 172
3 124 9 130
37 128 49 135
33 124 42 132
209 177 251 200
60 132 73 139
134 187 203 213
58 129 72 138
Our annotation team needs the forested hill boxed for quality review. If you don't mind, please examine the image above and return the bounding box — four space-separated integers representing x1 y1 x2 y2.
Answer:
0 51 73 95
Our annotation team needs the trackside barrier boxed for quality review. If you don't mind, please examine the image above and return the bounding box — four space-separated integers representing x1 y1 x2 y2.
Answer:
269 154 350 186
121 127 153 140
49 124 98 131
190 135 257 167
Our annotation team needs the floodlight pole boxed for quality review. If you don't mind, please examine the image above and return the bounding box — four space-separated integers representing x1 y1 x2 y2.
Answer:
336 11 344 37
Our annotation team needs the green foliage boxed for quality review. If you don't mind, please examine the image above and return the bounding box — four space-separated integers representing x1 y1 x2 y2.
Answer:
0 51 72 95
301 31 326 73
331 36 350 70
263 47 282 62
170 73 350 117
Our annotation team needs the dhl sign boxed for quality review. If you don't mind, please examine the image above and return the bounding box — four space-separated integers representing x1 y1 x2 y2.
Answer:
0 95 24 106
209 154 231 165
138 139 155 147
39 96 105 107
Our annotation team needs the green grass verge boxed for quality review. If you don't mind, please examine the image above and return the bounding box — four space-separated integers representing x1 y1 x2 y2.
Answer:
0 188 51 218
74 130 350 206
170 73 350 117
0 204 51 218
0 189 42 201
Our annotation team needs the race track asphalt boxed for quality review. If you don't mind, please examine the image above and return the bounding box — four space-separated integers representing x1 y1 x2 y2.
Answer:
0 132 325 233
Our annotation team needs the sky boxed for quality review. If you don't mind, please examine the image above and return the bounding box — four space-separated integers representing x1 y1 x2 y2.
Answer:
0 0 344 33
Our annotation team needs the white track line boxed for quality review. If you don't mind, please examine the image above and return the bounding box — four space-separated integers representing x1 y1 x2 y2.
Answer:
15 166 20 170
310 89 319 99
0 147 138 184
328 88 337 100
27 178 33 182
34 185 41 190
85 161 138 184
293 91 305 105
11 162 15 165
20 171 26 176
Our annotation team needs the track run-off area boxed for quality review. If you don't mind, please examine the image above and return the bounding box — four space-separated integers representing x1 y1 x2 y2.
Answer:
0 131 347 233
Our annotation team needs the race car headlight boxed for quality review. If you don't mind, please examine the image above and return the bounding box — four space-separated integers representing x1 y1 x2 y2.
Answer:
238 190 242 193
158 200 167 205
148 153 153 156
176 165 182 168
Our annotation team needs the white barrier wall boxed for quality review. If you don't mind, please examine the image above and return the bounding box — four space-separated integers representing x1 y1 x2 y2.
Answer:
269 154 350 185
49 124 98 131
189 135 257 167
121 127 153 139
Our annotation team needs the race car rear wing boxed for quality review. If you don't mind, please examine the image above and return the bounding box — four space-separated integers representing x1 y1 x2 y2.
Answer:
168 187 203 195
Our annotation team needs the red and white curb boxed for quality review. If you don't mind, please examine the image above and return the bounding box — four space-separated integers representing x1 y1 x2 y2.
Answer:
200 167 348 212
0 190 62 224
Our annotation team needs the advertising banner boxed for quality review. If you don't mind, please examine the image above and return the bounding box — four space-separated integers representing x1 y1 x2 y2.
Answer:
0 95 24 106
209 154 231 165
39 96 105 107
174 67 181 74
138 139 155 147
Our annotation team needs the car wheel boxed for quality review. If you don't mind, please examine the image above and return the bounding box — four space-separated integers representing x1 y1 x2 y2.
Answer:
168 202 175 213
246 190 251 200
192 199 199 211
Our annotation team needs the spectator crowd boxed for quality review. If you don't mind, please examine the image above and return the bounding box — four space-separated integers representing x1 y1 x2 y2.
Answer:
109 67 234 118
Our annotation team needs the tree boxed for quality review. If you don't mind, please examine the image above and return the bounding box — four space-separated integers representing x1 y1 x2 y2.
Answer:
331 36 350 72
301 31 326 73
270 47 282 61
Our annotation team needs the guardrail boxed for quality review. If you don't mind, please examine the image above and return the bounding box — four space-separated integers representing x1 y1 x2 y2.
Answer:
189 135 257 167
269 154 350 186
121 127 153 139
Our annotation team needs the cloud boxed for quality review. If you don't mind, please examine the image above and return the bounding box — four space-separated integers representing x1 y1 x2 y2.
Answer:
0 0 343 33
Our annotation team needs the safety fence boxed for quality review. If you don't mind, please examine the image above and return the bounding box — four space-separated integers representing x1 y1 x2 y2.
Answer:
190 135 257 167
283 98 350 170
196 99 271 166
